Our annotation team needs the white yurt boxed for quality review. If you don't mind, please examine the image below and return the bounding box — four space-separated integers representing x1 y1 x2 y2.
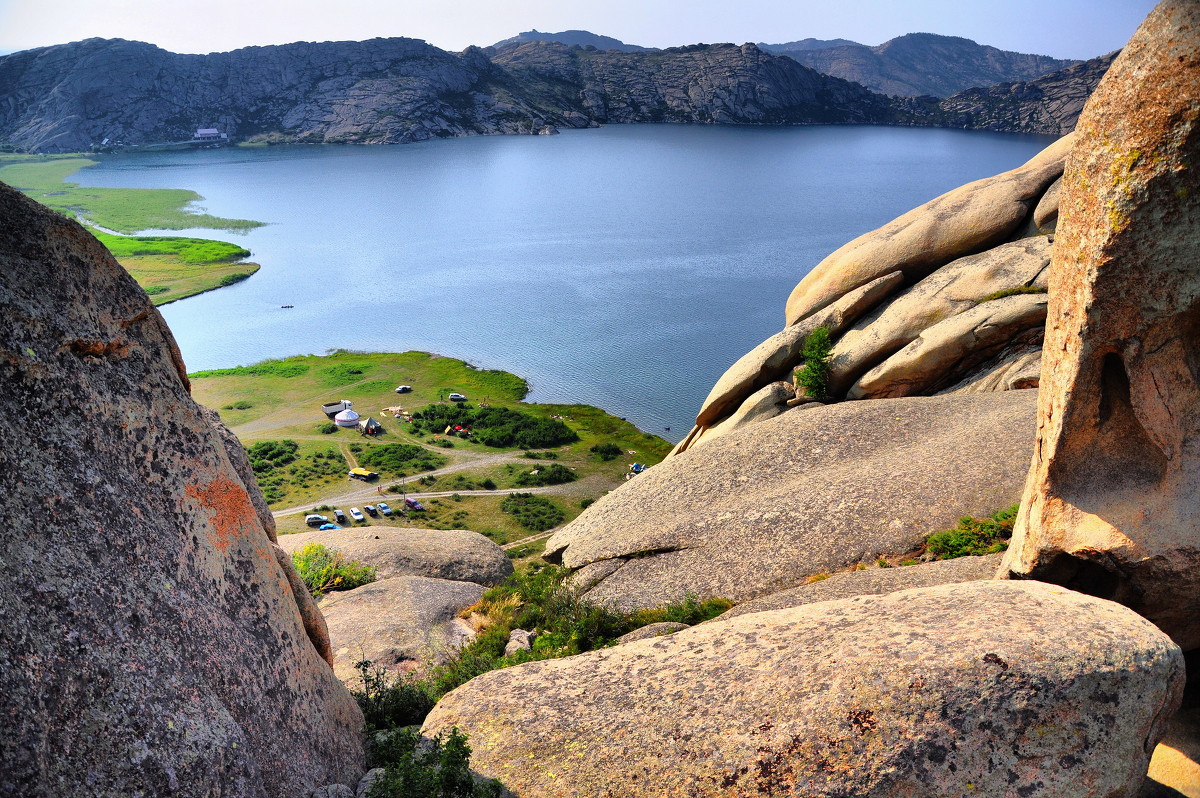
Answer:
334 408 361 428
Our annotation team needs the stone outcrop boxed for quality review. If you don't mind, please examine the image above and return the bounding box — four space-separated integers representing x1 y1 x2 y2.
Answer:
423 580 1184 798
0 182 364 795
768 32 1078 98
545 390 1036 610
847 292 1048 399
277 526 512 586
826 236 1051 396
672 135 1066 457
715 553 1005 620
319 575 484 683
784 134 1068 326
999 0 1200 651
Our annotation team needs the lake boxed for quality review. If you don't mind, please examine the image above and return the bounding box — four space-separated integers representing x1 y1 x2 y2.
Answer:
77 124 1057 440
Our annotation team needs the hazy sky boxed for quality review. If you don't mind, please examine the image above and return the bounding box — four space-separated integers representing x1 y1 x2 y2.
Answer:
0 0 1158 60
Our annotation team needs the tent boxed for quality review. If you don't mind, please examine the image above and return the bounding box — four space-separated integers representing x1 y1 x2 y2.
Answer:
358 417 382 435
334 408 361 428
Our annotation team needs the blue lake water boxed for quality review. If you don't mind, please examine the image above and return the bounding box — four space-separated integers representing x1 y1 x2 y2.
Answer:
77 124 1057 440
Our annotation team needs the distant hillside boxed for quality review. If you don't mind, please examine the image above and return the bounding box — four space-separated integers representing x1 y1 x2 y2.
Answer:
758 38 861 54
0 38 905 152
781 33 1079 97
491 30 648 52
936 51 1119 135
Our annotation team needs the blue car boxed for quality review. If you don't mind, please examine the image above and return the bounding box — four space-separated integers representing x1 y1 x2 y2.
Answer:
318 523 342 530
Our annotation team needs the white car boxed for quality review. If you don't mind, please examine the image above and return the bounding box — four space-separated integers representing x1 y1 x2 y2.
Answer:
349 507 365 522
448 392 467 402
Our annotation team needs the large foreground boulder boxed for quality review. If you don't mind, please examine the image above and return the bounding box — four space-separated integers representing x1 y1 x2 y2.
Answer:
0 182 364 796
277 526 512 586
999 0 1200 651
319 575 484 683
423 580 1184 797
546 390 1036 610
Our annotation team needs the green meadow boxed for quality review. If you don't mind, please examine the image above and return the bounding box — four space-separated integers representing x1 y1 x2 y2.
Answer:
0 153 263 304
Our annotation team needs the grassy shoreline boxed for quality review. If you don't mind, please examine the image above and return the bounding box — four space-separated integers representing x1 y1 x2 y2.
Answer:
0 153 263 305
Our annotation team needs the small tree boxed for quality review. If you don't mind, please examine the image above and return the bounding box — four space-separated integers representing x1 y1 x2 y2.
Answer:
793 326 833 401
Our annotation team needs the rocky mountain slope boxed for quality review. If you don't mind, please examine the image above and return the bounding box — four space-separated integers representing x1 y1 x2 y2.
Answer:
936 50 1120 135
758 37 862 54
770 32 1078 97
490 29 647 52
0 37 905 152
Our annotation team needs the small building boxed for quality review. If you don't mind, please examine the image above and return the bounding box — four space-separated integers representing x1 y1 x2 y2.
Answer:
334 408 361 428
322 399 352 416
358 417 382 436
194 128 227 141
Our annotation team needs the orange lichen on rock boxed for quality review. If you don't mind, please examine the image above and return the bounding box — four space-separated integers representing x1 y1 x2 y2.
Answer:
186 475 262 553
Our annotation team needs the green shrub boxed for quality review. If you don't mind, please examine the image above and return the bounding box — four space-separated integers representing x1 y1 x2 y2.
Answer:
513 463 577 488
222 400 253 410
580 498 595 510
793 326 833 401
590 442 623 461
480 478 497 490
353 659 435 732
317 422 338 434
366 726 501 798
926 505 1019 559
291 543 376 597
411 404 578 449
144 285 170 295
358 444 446 474
500 493 565 531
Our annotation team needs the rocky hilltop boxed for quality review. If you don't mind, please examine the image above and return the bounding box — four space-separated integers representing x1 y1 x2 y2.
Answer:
0 37 900 152
766 32 1078 97
937 51 1121 135
490 29 648 52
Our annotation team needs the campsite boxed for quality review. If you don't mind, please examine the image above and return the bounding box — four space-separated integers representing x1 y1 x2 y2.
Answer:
189 350 670 556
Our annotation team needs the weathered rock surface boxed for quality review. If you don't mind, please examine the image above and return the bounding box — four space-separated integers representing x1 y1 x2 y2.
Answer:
277 526 512 586
546 390 1036 610
999 0 1200 651
689 380 794 448
939 346 1043 395
938 51 1120 135
847 292 1048 399
767 33 1078 98
0 182 364 795
716 553 1005 620
784 133 1069 326
423 580 1184 798
319 575 484 683
827 236 1051 395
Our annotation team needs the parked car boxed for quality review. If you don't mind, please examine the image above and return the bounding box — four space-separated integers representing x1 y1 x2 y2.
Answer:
304 514 329 527
404 497 425 511
448 392 466 402
318 523 341 531
377 502 393 516
349 507 365 522
333 509 347 524
364 505 378 517
395 385 412 393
